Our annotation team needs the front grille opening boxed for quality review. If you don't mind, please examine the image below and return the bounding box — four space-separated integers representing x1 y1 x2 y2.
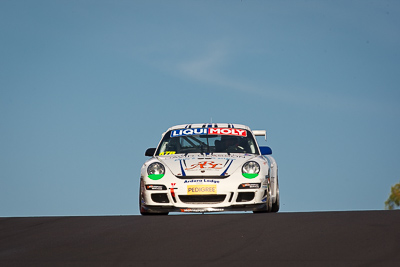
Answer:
179 195 226 204
236 192 255 202
151 193 170 203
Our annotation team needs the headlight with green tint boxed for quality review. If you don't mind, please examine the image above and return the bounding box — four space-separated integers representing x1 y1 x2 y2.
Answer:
242 161 260 179
147 162 165 180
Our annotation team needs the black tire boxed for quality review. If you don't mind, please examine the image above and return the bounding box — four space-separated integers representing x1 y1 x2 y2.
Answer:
139 188 151 215
253 188 272 213
271 180 280 213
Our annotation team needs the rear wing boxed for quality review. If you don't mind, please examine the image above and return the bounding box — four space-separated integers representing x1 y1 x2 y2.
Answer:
252 130 267 141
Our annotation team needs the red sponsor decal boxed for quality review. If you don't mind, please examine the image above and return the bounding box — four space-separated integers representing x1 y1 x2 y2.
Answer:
208 128 247 137
185 161 223 170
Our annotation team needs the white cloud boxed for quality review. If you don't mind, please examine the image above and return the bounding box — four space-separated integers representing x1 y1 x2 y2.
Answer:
174 42 399 116
177 43 261 95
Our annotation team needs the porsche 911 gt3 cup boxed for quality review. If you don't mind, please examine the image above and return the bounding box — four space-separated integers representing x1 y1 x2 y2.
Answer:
139 123 279 215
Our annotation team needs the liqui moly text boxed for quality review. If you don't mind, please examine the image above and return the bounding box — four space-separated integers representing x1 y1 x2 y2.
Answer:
170 128 247 137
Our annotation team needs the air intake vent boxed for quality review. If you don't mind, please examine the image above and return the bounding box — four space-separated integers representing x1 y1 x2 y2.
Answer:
236 192 255 202
151 193 170 203
179 195 226 204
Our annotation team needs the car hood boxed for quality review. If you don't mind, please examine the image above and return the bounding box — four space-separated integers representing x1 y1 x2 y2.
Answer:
157 153 258 177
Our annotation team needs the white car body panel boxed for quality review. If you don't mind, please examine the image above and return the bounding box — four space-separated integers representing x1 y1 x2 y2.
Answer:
139 123 279 214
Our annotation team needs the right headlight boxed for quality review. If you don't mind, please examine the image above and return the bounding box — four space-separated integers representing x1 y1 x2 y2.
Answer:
147 162 165 180
242 161 260 179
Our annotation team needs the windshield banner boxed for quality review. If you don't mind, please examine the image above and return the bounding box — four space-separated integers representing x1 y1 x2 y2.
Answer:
171 128 247 137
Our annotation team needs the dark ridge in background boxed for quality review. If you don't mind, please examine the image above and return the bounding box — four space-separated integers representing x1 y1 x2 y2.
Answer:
1 210 399 266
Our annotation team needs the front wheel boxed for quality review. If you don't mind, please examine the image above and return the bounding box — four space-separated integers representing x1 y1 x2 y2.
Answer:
271 180 280 213
253 188 272 214
139 187 151 215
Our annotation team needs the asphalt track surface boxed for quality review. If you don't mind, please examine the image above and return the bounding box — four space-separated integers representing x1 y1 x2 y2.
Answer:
1 210 399 267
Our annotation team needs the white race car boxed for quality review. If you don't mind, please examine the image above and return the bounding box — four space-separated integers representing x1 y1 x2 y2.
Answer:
139 123 279 215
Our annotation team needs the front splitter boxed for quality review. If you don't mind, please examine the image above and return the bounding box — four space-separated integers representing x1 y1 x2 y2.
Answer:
142 203 268 213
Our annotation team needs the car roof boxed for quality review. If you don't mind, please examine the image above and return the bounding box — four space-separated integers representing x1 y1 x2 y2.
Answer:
160 123 267 142
166 123 251 131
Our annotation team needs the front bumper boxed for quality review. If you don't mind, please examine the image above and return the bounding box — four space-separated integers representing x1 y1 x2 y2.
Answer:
140 169 271 214
140 202 268 213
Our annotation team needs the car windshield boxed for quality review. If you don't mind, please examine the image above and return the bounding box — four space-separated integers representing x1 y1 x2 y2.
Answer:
156 128 259 155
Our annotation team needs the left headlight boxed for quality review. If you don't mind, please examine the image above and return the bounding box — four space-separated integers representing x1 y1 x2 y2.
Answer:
242 161 260 179
147 162 165 180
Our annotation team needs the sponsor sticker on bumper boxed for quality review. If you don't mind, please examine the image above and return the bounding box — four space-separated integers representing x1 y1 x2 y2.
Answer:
187 185 217 195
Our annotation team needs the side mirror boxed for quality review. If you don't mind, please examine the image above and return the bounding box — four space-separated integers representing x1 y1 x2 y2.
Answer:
259 146 272 155
145 148 156 157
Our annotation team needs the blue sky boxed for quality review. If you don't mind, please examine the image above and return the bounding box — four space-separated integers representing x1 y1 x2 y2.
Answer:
1 0 399 216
